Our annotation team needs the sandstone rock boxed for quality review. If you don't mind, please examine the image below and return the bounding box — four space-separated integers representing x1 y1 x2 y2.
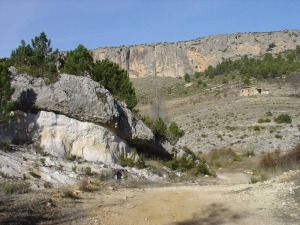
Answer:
92 30 300 78
9 74 171 160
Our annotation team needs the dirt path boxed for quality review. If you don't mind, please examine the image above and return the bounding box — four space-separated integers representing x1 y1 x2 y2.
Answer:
58 170 299 225
1 170 298 225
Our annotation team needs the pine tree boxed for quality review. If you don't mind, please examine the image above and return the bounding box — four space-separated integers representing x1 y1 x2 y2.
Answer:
92 59 138 109
62 44 93 76
10 32 58 80
0 64 14 124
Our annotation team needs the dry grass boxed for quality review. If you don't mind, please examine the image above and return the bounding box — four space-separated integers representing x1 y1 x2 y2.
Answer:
250 144 300 183
78 179 100 192
0 179 30 194
62 190 81 199
205 147 242 168
260 145 300 170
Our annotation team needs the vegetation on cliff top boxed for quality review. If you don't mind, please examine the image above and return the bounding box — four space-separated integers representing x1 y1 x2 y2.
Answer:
198 46 300 80
4 32 138 109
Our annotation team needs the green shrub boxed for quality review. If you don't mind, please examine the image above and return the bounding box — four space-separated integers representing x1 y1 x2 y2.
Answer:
274 114 292 124
39 158 46 165
243 77 251 85
43 182 52 188
72 165 77 173
216 134 223 140
249 176 259 184
135 157 146 169
225 126 237 131
167 121 184 144
118 152 134 167
197 80 202 86
258 118 271 123
194 72 203 78
154 117 167 137
0 141 11 151
253 125 261 131
66 153 77 161
222 78 228 84
118 149 146 169
165 153 210 176
83 167 93 176
184 73 191 82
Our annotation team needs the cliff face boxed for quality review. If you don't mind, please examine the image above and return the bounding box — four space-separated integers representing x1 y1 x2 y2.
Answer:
4 74 172 164
92 30 300 78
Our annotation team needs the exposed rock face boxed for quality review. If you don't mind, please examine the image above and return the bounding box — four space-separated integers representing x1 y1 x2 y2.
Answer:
8 74 171 163
1 111 128 164
38 111 129 164
92 30 300 78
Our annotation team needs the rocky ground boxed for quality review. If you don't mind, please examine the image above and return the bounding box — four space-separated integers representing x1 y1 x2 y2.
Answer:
1 76 299 224
135 78 300 154
0 154 299 225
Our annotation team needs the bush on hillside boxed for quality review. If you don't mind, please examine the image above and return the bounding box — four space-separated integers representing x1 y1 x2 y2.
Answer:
250 145 300 183
167 121 184 144
184 73 191 82
165 153 210 176
142 116 184 143
274 114 292 124
202 46 300 79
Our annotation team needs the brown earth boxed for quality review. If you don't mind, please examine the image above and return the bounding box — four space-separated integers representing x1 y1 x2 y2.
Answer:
1 159 299 225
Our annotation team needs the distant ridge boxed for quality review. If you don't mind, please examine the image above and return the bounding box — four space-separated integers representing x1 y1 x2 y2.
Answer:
91 30 300 78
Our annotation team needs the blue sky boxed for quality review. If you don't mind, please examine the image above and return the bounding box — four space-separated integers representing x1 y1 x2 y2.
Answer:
0 0 299 58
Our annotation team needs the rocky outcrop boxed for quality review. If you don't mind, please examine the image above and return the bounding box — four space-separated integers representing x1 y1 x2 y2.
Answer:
7 74 172 163
92 30 300 78
1 111 129 164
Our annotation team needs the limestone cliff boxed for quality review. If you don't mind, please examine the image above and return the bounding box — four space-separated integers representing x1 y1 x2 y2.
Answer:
3 74 172 164
92 30 300 78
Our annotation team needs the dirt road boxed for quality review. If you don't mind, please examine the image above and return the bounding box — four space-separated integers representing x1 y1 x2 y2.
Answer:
58 170 299 225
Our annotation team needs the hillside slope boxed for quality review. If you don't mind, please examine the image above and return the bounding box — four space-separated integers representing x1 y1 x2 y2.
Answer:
92 30 300 78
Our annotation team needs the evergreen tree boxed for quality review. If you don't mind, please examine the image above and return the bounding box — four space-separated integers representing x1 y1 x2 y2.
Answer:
62 44 93 76
0 64 14 124
92 59 138 109
10 32 58 79
167 121 184 144
154 117 167 138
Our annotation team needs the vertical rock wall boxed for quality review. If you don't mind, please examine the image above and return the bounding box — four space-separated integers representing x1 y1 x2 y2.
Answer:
92 30 300 78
